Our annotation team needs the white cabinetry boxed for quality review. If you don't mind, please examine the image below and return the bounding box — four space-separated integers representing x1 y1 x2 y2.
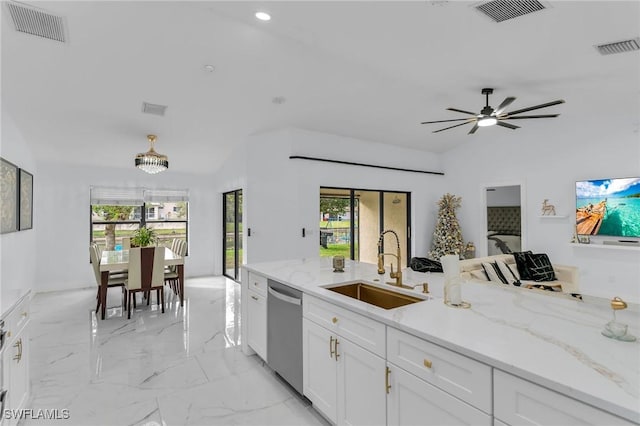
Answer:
303 295 386 425
1 292 31 426
246 272 267 361
386 327 492 426
494 369 635 425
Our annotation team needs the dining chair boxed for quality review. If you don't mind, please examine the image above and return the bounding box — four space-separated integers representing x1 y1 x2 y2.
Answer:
164 239 186 295
90 243 126 313
124 247 165 319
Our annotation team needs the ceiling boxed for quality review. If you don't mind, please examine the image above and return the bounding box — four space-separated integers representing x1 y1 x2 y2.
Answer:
2 1 639 174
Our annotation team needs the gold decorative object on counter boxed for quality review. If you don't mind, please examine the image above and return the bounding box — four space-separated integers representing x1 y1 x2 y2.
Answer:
602 297 636 342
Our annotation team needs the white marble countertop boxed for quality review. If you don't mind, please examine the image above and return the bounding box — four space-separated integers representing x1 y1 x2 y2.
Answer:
244 257 640 424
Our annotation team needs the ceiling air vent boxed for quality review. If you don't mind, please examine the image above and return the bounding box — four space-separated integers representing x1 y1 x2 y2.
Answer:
141 102 168 117
475 0 546 23
6 1 66 42
596 38 640 55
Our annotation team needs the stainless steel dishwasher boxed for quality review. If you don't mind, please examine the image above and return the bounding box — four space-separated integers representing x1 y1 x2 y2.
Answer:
267 279 303 394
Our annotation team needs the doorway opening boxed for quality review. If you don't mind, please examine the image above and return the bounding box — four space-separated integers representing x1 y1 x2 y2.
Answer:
319 187 411 266
484 184 524 256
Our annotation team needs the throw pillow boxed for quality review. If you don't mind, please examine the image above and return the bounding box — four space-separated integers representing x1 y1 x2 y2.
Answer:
496 260 521 287
525 253 557 282
481 262 508 284
512 251 533 280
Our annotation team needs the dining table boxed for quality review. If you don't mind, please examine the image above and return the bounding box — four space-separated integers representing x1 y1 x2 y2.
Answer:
99 247 184 320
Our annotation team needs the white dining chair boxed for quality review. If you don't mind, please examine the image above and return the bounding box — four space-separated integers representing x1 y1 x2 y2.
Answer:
90 242 126 313
124 247 165 319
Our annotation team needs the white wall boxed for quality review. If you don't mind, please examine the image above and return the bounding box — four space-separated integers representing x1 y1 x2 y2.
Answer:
220 128 445 268
34 164 217 292
442 123 640 300
0 113 37 314
487 185 520 207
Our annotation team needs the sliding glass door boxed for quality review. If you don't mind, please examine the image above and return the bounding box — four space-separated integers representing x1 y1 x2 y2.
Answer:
223 190 243 281
320 187 410 266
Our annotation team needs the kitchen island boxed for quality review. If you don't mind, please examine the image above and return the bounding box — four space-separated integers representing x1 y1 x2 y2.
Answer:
242 257 639 425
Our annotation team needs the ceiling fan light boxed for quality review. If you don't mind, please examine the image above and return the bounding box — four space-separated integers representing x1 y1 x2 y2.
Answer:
477 116 498 127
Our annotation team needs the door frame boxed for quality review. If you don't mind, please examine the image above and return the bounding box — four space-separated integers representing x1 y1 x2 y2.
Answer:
223 189 242 281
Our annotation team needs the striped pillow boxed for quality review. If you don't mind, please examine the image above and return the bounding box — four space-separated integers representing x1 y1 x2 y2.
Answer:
481 262 507 284
496 260 521 286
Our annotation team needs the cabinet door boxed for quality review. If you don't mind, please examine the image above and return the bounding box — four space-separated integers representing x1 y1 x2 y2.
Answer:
387 364 492 426
336 337 386 426
303 319 337 423
246 290 267 361
494 369 635 425
3 332 30 426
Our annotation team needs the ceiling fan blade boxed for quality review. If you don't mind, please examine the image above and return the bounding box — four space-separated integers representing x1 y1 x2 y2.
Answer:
496 121 520 130
494 97 516 115
505 100 565 116
421 118 473 124
502 114 560 120
433 121 474 133
468 123 480 134
446 107 478 115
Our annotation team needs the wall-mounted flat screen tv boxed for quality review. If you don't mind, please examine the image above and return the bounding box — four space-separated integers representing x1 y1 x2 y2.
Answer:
575 177 640 237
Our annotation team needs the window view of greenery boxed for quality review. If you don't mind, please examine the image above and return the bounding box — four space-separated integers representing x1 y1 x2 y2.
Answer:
91 202 188 252
319 196 356 258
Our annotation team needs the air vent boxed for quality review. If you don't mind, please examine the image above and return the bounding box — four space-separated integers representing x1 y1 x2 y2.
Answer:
141 102 168 117
596 38 640 55
6 1 66 42
475 0 546 23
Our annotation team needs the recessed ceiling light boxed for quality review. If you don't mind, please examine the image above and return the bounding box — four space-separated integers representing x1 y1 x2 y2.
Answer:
255 11 271 21
203 64 215 73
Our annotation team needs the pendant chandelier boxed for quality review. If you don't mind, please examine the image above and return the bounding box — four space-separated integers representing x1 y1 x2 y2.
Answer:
135 134 168 174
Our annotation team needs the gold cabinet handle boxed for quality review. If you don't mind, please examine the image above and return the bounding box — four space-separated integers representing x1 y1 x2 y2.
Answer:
423 358 433 369
250 295 258 301
13 338 22 363
329 336 335 358
334 338 340 361
385 366 391 394
332 317 338 324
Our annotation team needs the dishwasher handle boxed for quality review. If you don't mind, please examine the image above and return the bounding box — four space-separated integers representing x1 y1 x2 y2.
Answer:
268 286 302 306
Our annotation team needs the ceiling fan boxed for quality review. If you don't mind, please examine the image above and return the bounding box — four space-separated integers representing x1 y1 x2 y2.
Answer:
421 88 565 134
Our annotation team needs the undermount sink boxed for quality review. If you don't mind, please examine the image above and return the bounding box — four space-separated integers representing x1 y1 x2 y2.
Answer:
325 282 426 309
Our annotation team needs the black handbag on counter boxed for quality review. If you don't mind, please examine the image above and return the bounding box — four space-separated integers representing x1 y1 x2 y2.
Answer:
409 257 443 273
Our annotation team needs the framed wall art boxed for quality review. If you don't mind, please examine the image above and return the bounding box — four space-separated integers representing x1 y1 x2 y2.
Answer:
1 157 19 234
19 168 33 230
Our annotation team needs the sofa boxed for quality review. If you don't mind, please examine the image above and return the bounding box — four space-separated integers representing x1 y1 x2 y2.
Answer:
459 253 580 295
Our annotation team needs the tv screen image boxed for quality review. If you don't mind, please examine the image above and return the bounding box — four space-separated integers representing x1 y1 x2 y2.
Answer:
575 177 640 237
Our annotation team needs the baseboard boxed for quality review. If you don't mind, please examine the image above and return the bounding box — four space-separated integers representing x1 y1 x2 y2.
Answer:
603 240 640 247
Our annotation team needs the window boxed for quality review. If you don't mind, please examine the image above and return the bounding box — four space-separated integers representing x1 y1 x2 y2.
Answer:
320 187 411 266
90 187 189 253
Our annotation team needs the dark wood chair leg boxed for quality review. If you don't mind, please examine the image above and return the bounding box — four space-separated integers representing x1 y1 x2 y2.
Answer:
128 291 132 319
160 287 165 313
96 289 101 312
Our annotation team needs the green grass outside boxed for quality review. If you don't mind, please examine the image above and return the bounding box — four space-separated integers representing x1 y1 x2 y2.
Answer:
93 228 185 238
319 243 353 258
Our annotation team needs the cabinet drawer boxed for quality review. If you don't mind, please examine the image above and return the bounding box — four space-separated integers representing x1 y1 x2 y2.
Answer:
2 294 31 346
303 295 385 357
247 272 268 297
494 369 635 425
387 327 492 414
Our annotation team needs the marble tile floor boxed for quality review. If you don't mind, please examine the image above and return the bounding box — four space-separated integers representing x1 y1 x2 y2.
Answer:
26 277 329 426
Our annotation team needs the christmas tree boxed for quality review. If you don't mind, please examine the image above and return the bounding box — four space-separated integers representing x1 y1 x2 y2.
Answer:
429 193 464 260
